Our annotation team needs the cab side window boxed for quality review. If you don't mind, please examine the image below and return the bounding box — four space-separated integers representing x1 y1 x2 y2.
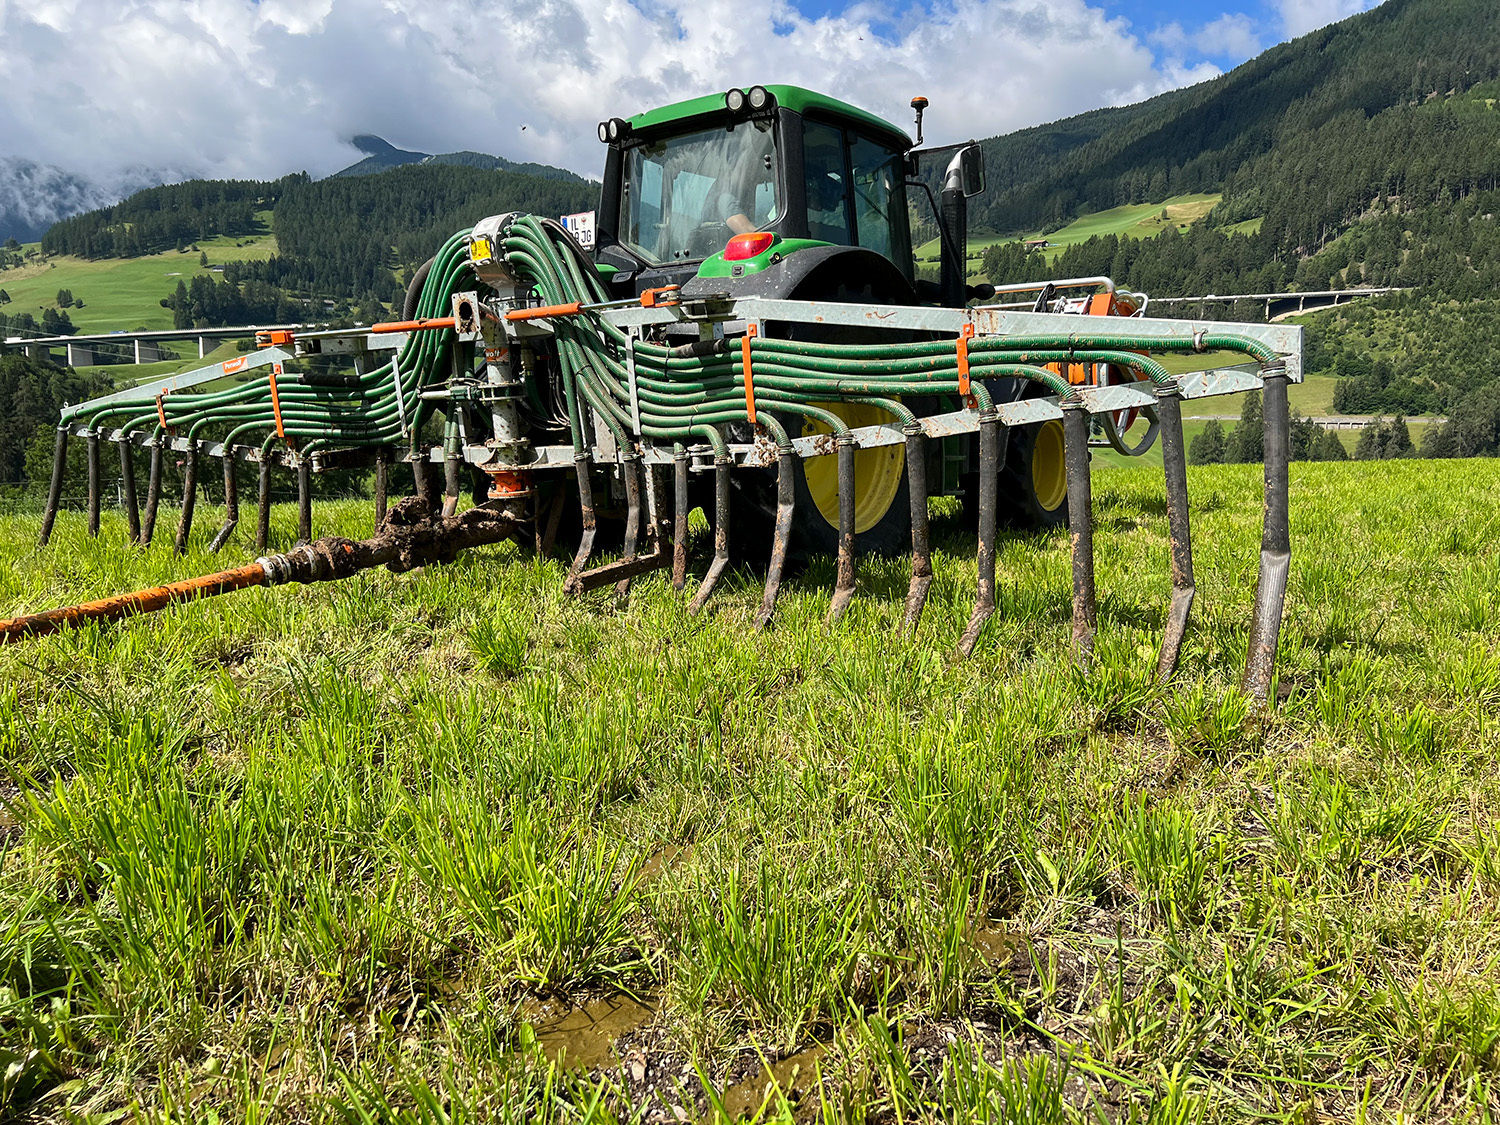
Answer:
803 121 852 245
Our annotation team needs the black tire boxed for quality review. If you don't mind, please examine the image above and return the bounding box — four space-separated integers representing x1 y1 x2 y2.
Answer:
998 417 1070 530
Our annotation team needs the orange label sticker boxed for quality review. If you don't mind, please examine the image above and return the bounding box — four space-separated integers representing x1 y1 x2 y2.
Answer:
222 356 247 375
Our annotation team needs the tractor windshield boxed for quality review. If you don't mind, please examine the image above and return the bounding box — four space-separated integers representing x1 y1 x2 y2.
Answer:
619 119 778 265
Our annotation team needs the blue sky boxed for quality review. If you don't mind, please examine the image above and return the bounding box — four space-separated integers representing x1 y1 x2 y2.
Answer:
789 0 1381 72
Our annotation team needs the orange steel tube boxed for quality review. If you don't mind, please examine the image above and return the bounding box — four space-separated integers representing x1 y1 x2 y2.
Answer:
505 301 582 322
369 316 456 334
0 563 267 644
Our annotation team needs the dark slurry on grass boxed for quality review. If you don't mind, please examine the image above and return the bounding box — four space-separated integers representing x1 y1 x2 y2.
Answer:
2 459 1499 1122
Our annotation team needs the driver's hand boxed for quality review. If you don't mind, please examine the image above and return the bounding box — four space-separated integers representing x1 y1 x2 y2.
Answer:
726 213 754 235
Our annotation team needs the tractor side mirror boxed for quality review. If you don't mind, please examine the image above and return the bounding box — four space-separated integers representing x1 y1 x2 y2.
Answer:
957 143 985 198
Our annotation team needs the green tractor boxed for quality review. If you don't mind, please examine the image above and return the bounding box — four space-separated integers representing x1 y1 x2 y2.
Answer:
585 84 1071 557
28 83 1301 699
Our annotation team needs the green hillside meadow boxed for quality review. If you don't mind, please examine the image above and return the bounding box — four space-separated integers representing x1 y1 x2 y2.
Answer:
0 225 279 336
3 457 1500 1119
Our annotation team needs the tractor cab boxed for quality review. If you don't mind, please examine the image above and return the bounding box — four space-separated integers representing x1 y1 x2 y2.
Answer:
592 85 921 300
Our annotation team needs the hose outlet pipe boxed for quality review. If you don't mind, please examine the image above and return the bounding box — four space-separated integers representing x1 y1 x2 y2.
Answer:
141 437 164 547
1242 366 1292 703
1154 386 1196 682
564 451 598 596
39 426 69 548
1063 402 1097 665
689 454 733 615
174 439 200 556
671 446 690 592
117 436 141 543
374 447 390 530
209 455 239 554
755 444 797 631
441 414 462 520
256 457 273 554
903 423 933 631
85 431 101 539
296 458 313 544
615 453 643 601
828 433 858 625
957 408 1000 658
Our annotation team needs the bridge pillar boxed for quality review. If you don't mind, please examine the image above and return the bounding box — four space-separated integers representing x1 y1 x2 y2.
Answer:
134 339 160 364
66 341 93 366
199 336 211 359
1265 299 1271 320
25 344 48 361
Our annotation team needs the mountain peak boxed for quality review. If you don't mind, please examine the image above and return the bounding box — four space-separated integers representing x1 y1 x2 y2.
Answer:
350 134 407 157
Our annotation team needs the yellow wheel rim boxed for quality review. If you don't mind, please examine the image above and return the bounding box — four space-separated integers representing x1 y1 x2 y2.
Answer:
1032 419 1068 513
801 402 906 534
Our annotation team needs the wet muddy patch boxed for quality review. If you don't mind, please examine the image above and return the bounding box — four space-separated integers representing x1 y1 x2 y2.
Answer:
520 993 657 1069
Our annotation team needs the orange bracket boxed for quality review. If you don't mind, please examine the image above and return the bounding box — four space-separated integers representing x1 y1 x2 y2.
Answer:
269 361 291 446
155 388 172 433
956 322 975 396
640 285 681 308
256 329 295 349
742 324 758 424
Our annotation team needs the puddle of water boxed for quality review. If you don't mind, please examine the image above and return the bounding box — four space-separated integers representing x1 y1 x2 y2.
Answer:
521 993 656 1070
718 1045 827 1121
640 844 693 883
970 926 1024 964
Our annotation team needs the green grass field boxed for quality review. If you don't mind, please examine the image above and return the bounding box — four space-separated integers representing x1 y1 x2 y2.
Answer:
0 221 277 335
917 194 1225 271
3 458 1499 1121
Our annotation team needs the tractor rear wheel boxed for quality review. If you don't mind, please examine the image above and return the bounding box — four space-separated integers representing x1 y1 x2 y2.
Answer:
999 417 1070 529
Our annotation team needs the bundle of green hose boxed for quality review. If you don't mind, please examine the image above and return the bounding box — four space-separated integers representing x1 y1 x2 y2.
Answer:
58 212 1282 467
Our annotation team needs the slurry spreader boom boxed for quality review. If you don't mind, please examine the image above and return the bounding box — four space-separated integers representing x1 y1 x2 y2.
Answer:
7 85 1299 698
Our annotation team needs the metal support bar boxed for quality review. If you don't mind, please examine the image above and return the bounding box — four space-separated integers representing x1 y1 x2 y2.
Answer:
39 427 68 548
1242 370 1291 702
209 456 239 553
828 435 857 624
297 459 312 543
175 440 200 555
689 456 732 614
957 411 999 657
903 426 932 630
1155 390 1196 681
141 439 163 546
615 454 643 600
756 446 797 630
86 432 101 539
671 447 689 592
1063 405 1096 663
118 436 140 543
256 459 272 554
564 453 599 595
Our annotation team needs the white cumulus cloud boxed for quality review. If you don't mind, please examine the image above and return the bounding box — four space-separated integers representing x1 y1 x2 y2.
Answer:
0 0 1246 185
1273 0 1384 39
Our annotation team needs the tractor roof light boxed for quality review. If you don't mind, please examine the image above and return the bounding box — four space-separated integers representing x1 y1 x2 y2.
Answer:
597 121 609 143
724 231 776 260
747 85 773 110
606 117 629 142
725 88 747 113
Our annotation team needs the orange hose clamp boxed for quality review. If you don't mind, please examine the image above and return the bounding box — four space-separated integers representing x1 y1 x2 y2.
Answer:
956 322 975 396
269 361 290 445
257 329 295 349
640 285 681 308
741 323 758 424
155 388 172 433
